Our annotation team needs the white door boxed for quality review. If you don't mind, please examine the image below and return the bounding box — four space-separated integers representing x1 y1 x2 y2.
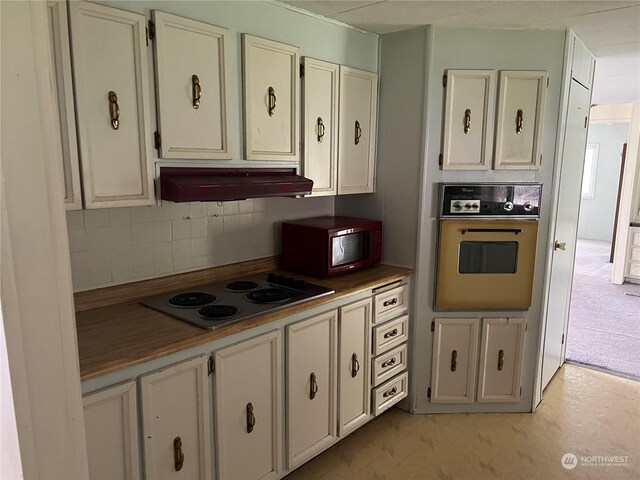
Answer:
441 70 495 170
571 37 596 90
214 331 282 480
337 66 378 194
430 318 479 403
287 310 337 468
141 355 212 480
541 80 592 390
302 57 339 196
338 299 371 436
69 1 154 209
83 381 140 480
153 11 231 159
243 34 299 162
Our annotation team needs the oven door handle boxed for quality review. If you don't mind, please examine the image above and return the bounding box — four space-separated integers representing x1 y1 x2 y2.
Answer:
460 228 522 235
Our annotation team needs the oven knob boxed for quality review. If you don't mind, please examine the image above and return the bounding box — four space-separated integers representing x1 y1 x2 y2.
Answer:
503 201 514 212
523 202 534 212
464 203 471 210
452 202 462 211
471 203 479 210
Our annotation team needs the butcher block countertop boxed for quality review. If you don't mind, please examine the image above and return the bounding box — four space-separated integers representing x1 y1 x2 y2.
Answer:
75 257 412 381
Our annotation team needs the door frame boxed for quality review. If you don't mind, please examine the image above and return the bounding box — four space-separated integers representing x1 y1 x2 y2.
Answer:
611 143 628 263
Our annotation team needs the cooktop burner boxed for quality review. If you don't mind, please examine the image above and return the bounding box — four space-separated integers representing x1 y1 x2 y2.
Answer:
198 305 239 319
140 273 334 330
246 288 292 304
226 280 259 292
169 292 216 308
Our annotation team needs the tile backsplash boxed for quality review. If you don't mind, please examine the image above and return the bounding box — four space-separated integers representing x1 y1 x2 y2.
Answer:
67 197 333 291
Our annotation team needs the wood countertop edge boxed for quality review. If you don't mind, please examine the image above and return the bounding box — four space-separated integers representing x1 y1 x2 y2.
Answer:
77 264 413 382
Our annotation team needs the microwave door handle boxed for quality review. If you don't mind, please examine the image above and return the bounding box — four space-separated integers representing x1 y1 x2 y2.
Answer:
460 228 522 235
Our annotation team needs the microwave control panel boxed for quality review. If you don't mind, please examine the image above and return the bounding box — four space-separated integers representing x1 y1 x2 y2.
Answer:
440 183 542 218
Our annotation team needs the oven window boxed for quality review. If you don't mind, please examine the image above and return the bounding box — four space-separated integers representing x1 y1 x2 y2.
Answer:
332 233 365 267
458 241 518 274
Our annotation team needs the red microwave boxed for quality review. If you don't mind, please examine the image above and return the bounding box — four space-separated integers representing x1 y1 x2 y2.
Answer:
282 216 382 277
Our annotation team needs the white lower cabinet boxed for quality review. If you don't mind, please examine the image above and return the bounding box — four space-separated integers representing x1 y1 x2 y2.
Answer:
477 318 526 403
338 299 371 436
286 310 338 469
140 355 212 480
214 330 282 480
83 381 140 480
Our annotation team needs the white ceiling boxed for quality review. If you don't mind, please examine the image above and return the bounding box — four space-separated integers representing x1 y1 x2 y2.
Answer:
282 0 640 103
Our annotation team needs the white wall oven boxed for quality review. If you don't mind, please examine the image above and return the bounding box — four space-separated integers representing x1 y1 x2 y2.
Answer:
435 184 542 310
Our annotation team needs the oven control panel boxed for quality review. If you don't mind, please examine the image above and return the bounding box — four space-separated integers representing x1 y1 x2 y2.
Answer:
440 183 542 218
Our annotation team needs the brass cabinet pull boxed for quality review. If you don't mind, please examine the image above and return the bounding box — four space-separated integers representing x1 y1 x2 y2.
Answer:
268 86 276 116
384 328 398 339
516 109 523 134
309 372 318 400
382 357 396 368
451 350 458 372
383 387 397 398
497 350 505 371
173 436 184 471
354 120 362 145
351 353 360 378
192 75 201 109
464 108 471 134
246 402 256 433
316 117 325 143
383 298 398 307
108 91 120 130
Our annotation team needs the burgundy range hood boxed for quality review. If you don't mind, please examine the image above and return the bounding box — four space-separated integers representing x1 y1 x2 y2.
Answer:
160 167 313 202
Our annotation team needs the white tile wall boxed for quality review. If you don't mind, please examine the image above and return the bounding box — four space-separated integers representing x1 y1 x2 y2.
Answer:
66 198 334 291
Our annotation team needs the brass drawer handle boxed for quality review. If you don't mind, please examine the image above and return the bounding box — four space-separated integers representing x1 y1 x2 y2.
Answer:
384 328 398 339
382 357 396 368
310 372 318 400
108 91 120 130
173 436 184 471
192 74 201 109
383 387 397 398
498 349 504 371
516 109 523 134
316 117 325 143
354 120 362 145
451 350 457 372
383 298 398 307
464 108 471 134
351 353 360 378
246 402 256 433
268 86 276 116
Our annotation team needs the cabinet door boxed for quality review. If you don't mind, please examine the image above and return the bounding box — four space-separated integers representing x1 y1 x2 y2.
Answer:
302 58 339 196
69 1 154 208
243 34 299 162
153 11 231 160
477 318 526 403
46 1 82 210
287 310 337 468
430 318 479 403
83 381 140 480
338 299 371 437
441 70 495 170
494 71 548 170
141 356 211 480
215 331 282 480
338 66 378 194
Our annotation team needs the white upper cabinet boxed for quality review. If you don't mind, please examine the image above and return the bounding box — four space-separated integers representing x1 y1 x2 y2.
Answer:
243 34 300 162
302 58 339 196
69 1 154 208
494 70 548 170
441 70 495 170
337 66 378 194
152 11 231 160
46 0 82 210
571 36 595 90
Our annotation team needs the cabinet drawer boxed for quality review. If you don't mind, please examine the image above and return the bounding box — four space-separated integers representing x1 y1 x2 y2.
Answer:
372 371 408 416
629 262 640 278
631 230 640 247
630 247 640 262
372 314 408 355
372 343 407 387
374 284 409 324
